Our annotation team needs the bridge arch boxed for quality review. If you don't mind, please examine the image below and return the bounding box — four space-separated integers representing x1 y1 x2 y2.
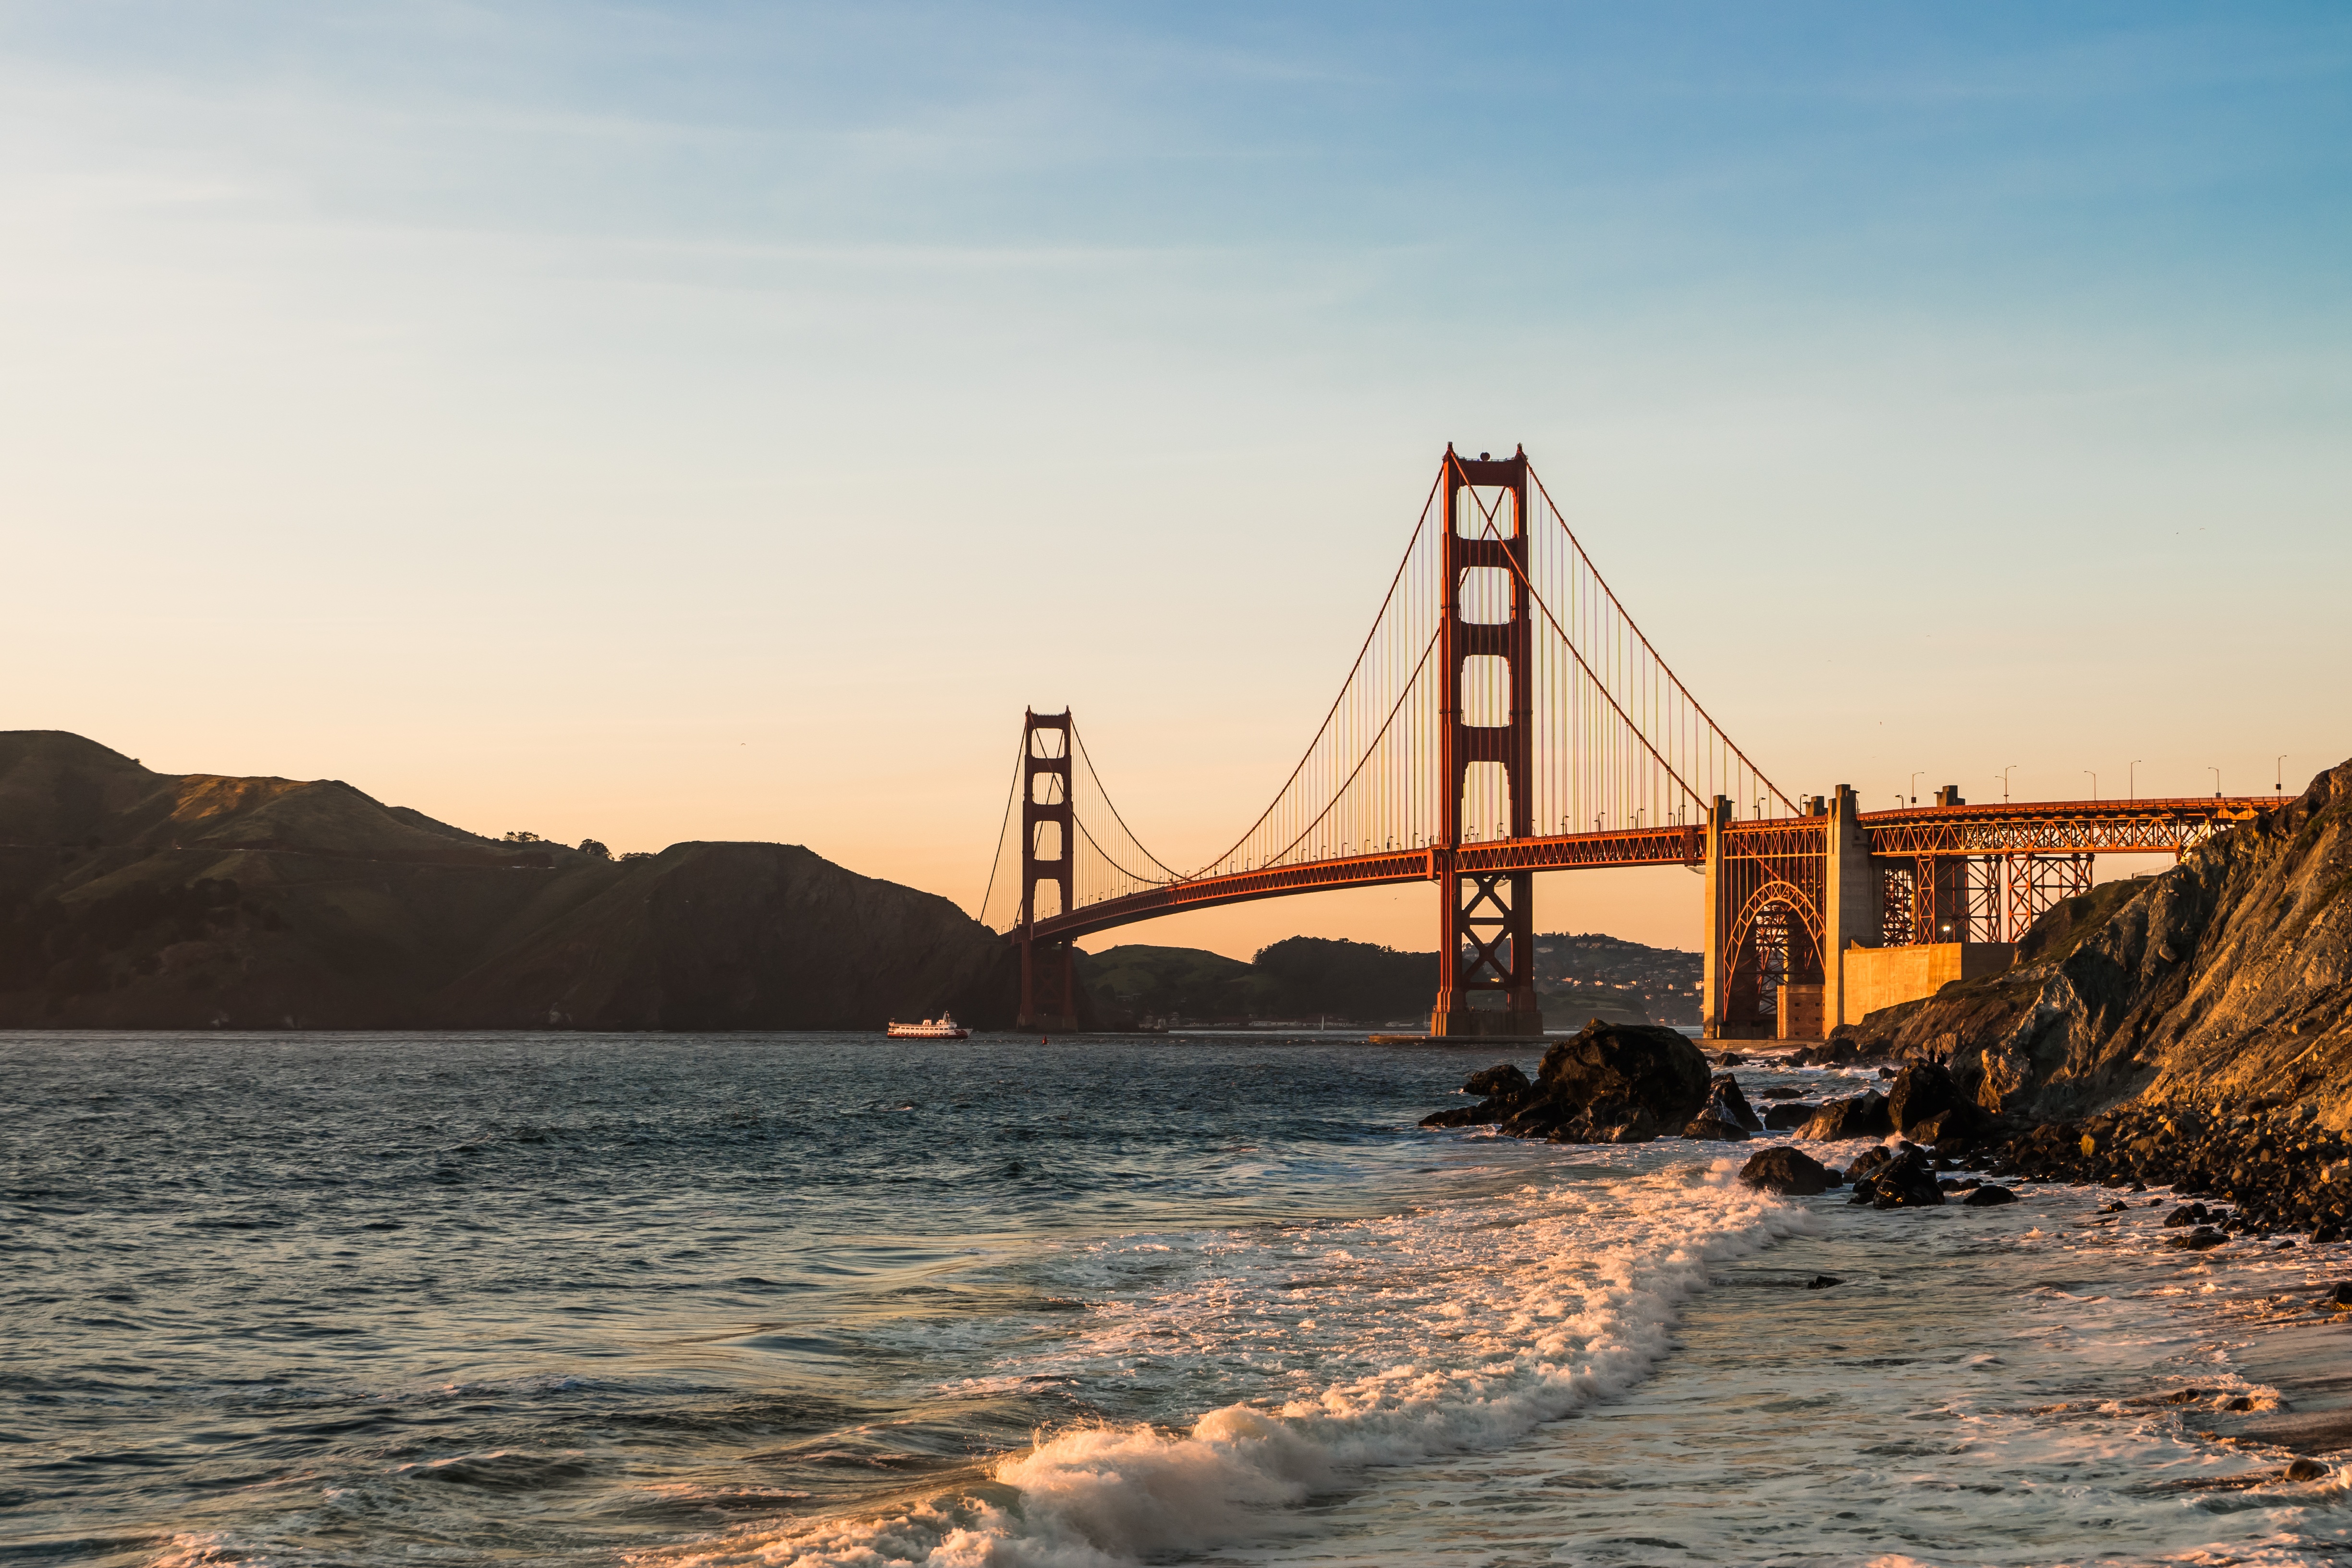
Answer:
1721 879 1825 1041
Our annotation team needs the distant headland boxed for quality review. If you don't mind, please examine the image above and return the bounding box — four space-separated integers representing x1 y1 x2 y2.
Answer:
0 731 1700 1034
0 730 1012 1031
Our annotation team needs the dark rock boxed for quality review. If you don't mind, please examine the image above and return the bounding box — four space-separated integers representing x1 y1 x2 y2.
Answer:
1418 1105 1488 1129
2164 1203 2212 1228
1497 1100 1567 1139
1799 1090 1893 1141
1805 1274 1841 1289
2168 1225 2227 1251
1848 1143 1944 1209
1498 1020 1708 1144
1886 1062 1966 1135
1758 1086 1807 1100
1463 1063 1531 1099
1962 1184 2019 1206
1907 1104 1992 1148
1549 1099 1663 1144
1738 1145 1840 1195
1681 1115 1752 1141
1764 1102 1821 1130
1715 1051 1746 1066
2323 1282 2352 1310
1845 1144 1899 1183
1706 1072 1762 1131
2287 1458 2331 1482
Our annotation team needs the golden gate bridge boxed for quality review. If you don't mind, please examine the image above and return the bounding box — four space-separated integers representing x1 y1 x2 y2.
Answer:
980 446 2280 1040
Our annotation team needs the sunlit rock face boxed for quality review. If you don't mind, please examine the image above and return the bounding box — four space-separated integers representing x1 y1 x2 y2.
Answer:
1836 756 2352 1127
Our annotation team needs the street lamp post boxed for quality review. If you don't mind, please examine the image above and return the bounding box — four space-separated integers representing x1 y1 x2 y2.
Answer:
2209 766 2222 797
2277 755 2289 794
2083 770 2096 802
1909 771 1923 806
2130 760 2144 802
2001 764 2018 804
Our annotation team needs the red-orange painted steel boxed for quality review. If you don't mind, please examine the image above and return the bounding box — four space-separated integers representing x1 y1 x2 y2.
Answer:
1017 710 1079 1028
1026 827 1700 946
1433 444 1540 1031
1017 799 2286 951
1860 797 2276 858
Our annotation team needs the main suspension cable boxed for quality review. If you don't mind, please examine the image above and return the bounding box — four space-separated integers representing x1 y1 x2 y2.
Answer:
1193 468 1445 876
976 734 1026 927
1069 722 1185 882
1526 463 1795 815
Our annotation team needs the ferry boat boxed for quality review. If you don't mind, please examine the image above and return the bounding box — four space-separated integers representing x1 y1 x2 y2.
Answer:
885 1013 969 1041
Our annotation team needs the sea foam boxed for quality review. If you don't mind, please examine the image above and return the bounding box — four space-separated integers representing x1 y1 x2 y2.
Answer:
644 1153 1806 1567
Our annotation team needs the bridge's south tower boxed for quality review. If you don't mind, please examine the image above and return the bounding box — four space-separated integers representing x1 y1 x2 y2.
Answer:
1431 447 1546 1039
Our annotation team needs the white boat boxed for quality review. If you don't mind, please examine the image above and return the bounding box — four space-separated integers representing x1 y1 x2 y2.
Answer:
886 1013 969 1040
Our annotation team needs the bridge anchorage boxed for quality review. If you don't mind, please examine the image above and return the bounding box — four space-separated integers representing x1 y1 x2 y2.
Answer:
981 445 2286 1041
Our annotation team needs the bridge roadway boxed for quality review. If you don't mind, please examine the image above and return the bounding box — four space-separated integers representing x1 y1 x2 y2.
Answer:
1024 795 2283 946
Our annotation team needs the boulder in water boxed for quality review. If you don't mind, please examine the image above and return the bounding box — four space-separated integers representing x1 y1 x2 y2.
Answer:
1528 1020 1710 1131
1738 1145 1839 1195
1906 1104 1991 1148
1848 1142 1944 1208
1706 1072 1763 1131
1681 1114 1752 1141
1886 1063 1965 1134
1764 1102 1821 1130
1550 1098 1664 1144
1419 1063 1534 1131
1961 1183 2019 1206
1800 1090 1893 1141
1462 1062 1531 1100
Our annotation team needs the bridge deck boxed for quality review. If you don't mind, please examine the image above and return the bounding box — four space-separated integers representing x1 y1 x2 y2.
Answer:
1020 796 2286 945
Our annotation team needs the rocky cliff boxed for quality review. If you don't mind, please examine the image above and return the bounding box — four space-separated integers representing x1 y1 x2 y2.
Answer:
1837 757 2352 1127
0 731 1017 1030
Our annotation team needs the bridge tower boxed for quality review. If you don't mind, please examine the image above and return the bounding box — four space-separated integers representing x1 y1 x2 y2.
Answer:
1017 708 1080 1030
1430 446 1546 1039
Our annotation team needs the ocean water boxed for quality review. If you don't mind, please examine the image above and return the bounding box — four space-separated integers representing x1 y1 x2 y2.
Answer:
3 1032 2348 1568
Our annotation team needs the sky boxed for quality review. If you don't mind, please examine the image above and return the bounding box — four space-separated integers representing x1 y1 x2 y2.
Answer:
5 2 2348 959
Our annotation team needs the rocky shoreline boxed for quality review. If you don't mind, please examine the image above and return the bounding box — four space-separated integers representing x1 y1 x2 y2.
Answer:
1419 1018 2351 1251
1423 756 2352 1249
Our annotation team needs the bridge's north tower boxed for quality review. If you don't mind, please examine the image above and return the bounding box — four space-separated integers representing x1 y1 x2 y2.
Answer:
1016 708 1079 1030
1431 447 1545 1039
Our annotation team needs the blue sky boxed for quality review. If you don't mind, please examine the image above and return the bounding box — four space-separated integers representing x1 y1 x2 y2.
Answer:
5 2 2347 953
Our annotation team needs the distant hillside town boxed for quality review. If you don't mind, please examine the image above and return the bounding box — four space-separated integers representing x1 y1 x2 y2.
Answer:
1078 931 1701 1030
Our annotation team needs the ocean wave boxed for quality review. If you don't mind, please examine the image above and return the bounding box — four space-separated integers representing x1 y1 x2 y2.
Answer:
641 1156 1806 1567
